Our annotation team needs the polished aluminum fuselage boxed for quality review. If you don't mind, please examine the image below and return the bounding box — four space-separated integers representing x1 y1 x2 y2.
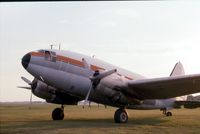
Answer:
24 49 183 109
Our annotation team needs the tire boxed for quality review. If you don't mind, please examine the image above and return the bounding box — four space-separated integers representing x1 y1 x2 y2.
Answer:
52 108 64 120
114 108 128 123
166 112 172 116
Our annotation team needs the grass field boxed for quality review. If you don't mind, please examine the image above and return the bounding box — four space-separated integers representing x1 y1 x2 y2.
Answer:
0 103 200 134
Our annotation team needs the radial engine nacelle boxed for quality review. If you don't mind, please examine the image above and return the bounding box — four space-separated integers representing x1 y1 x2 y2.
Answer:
31 78 80 105
31 79 56 101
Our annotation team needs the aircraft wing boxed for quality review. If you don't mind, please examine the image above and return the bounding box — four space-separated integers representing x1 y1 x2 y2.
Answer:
123 74 200 100
174 101 200 109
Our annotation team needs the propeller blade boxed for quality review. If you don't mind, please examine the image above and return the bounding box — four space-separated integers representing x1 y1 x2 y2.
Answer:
21 76 32 85
29 92 33 109
20 76 34 109
90 69 117 81
82 69 117 108
83 84 92 108
17 86 31 90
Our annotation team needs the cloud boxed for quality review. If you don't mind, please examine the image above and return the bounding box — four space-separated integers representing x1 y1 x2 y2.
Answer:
59 19 70 24
115 8 140 19
100 20 118 28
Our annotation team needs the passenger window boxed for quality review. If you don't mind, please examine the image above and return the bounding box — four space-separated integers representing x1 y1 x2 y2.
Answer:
44 51 56 62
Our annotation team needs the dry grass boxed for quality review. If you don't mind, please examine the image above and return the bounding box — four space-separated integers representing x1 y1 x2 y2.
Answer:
0 103 200 134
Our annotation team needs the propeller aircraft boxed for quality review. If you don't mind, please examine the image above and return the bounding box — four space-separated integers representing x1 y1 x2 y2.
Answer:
19 49 200 123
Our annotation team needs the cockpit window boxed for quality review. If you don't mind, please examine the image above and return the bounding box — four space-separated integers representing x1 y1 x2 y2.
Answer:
38 50 45 53
44 50 56 62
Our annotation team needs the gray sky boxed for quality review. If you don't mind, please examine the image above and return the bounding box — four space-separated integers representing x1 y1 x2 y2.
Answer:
0 1 200 102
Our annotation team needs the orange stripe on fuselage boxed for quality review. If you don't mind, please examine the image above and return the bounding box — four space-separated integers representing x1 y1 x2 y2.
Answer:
91 65 105 71
57 55 85 67
30 52 44 57
30 52 133 80
30 52 105 71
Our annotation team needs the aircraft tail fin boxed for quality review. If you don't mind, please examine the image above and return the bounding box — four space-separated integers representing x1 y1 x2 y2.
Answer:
170 62 185 76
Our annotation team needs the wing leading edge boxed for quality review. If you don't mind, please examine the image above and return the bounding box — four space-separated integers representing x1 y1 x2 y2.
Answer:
124 74 200 100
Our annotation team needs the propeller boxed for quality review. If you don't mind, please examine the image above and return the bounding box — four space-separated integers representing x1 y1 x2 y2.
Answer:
29 91 33 109
82 69 117 108
83 83 93 108
18 76 34 109
17 86 31 90
21 76 32 85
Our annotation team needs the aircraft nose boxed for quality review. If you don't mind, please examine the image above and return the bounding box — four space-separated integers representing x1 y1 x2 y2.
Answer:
22 53 31 69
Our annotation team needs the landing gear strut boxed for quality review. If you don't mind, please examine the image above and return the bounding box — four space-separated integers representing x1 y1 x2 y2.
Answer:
52 105 64 120
114 108 128 123
161 108 172 117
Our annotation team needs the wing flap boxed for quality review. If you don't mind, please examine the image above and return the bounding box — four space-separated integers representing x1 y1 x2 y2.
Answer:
126 74 200 100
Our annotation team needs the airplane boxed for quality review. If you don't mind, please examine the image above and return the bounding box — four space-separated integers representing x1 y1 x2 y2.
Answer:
19 49 200 123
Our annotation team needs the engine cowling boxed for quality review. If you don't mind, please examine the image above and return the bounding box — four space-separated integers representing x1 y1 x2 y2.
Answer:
31 79 55 100
96 76 141 105
31 79 81 105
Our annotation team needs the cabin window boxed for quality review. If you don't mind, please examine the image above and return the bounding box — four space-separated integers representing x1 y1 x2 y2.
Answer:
44 50 56 62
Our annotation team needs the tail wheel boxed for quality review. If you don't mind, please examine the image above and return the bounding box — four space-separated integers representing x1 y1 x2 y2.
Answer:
52 108 64 120
114 108 128 123
166 111 172 116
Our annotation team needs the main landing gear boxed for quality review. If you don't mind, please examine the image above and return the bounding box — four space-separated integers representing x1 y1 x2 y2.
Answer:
161 108 172 117
114 108 128 123
52 105 64 120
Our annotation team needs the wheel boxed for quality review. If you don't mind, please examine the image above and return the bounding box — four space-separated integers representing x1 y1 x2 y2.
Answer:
114 108 128 123
52 108 64 120
166 111 172 116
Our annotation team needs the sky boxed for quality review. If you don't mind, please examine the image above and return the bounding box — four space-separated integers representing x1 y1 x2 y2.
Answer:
0 1 200 102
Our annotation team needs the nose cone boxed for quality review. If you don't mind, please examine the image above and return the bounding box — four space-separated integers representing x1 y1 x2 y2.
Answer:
22 53 31 69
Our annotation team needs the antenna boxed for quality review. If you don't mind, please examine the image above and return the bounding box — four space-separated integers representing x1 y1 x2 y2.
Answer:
50 44 54 49
50 44 61 50
59 43 61 50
